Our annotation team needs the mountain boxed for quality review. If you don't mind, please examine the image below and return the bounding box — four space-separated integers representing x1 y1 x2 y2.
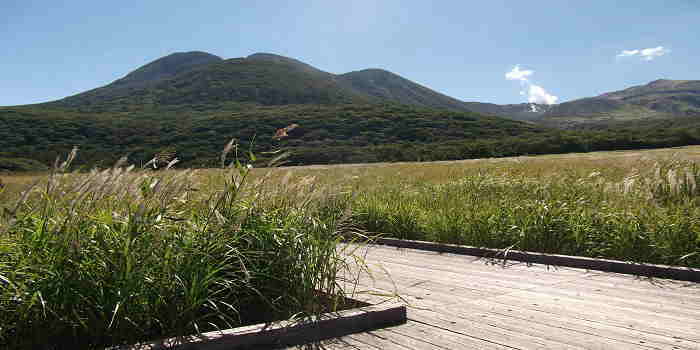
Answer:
47 51 699 129
3 51 700 171
598 79 700 115
50 52 369 109
337 69 471 111
460 79 700 129
461 102 550 121
4 50 559 168
529 80 700 128
47 51 489 113
52 51 224 108
116 51 223 89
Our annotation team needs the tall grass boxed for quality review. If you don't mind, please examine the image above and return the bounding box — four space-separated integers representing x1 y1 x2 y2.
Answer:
2 146 699 347
352 158 700 267
0 146 362 349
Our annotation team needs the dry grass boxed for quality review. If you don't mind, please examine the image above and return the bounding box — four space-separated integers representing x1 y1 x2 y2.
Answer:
231 146 700 267
1 145 698 349
0 149 367 349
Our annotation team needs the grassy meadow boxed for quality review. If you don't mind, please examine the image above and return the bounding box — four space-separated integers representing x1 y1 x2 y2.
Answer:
0 149 366 349
249 145 700 269
1 145 699 348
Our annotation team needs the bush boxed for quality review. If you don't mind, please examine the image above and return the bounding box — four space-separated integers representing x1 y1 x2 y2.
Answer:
0 158 48 172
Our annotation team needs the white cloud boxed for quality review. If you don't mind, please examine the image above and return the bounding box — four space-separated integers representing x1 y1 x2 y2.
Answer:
528 84 558 105
640 46 670 60
505 65 558 106
616 46 670 61
505 65 533 82
617 49 639 58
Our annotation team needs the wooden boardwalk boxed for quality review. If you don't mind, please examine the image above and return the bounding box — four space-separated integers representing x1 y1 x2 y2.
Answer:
304 244 700 349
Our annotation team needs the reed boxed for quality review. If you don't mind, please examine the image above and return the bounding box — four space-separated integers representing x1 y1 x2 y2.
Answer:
0 144 364 349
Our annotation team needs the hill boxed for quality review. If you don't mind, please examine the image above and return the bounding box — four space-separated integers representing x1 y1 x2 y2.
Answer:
598 79 700 115
458 80 700 128
44 51 700 129
461 102 549 121
3 51 700 170
337 69 471 111
51 51 223 108
45 51 489 113
49 52 370 110
8 51 563 168
525 80 700 128
0 103 546 167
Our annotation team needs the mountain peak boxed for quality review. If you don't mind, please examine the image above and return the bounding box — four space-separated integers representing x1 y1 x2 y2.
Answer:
338 68 469 111
246 52 329 76
647 79 676 88
247 52 292 61
115 51 222 88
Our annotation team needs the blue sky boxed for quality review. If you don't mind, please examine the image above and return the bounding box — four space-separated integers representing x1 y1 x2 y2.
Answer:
2 0 698 106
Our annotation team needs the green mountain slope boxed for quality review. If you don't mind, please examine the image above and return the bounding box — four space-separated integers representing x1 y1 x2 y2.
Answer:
49 52 370 110
0 103 544 167
44 52 480 112
599 79 700 115
51 51 223 108
4 51 700 170
6 51 563 168
461 80 700 128
338 69 471 111
3 101 698 170
532 80 700 128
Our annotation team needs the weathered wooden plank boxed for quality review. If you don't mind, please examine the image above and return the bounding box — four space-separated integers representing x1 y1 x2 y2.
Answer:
285 335 384 349
291 321 516 350
355 279 700 350
556 276 700 305
351 261 700 348
365 266 700 313
367 238 700 282
351 282 605 349
365 272 700 334
362 248 592 284
385 321 515 349
484 293 700 342
411 298 698 350
362 245 594 280
359 258 576 295
368 250 700 311
370 271 700 343
461 298 700 350
583 273 700 293
119 303 406 350
359 256 700 321
407 308 590 349
332 244 700 350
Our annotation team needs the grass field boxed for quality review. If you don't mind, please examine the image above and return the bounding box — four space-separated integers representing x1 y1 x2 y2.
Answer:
0 150 367 349
1 145 699 348
253 145 700 268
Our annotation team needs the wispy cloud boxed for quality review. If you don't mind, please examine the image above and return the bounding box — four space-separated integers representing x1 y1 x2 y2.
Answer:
505 65 558 105
505 65 533 82
616 46 670 61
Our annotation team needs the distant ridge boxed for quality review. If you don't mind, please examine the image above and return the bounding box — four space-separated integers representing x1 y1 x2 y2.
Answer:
42 51 700 128
116 51 223 88
53 51 223 107
3 51 700 170
337 68 471 111
47 51 476 111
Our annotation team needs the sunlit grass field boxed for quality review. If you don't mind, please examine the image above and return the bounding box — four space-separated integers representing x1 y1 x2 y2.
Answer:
0 149 365 349
251 145 699 267
1 145 699 348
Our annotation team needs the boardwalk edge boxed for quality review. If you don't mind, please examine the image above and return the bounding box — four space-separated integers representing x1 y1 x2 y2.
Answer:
371 237 700 283
117 302 406 349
